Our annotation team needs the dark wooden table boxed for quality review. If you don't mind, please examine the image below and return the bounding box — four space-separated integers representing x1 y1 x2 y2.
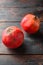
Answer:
0 0 43 65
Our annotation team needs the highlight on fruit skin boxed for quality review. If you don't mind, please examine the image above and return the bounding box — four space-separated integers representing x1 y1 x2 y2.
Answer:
2 26 24 49
20 14 40 34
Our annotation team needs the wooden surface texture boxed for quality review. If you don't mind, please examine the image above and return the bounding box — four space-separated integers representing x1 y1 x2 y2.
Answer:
0 0 43 65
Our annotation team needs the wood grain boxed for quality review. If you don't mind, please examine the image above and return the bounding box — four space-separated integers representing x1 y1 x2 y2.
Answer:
0 0 43 64
0 7 35 21
0 0 43 8
0 0 43 21
0 0 43 54
0 7 43 21
0 55 43 65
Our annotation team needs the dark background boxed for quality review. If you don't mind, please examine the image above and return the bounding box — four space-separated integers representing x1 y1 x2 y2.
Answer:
0 0 43 65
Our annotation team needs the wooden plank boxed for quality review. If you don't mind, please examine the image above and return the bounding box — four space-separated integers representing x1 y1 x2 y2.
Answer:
0 0 43 8
0 7 43 21
0 55 43 65
0 0 43 21
0 22 43 54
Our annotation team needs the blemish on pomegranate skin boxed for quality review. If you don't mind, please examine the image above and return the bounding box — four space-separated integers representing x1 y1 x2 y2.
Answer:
7 28 13 33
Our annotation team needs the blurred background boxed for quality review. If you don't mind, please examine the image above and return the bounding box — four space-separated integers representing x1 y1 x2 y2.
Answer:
0 0 43 21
